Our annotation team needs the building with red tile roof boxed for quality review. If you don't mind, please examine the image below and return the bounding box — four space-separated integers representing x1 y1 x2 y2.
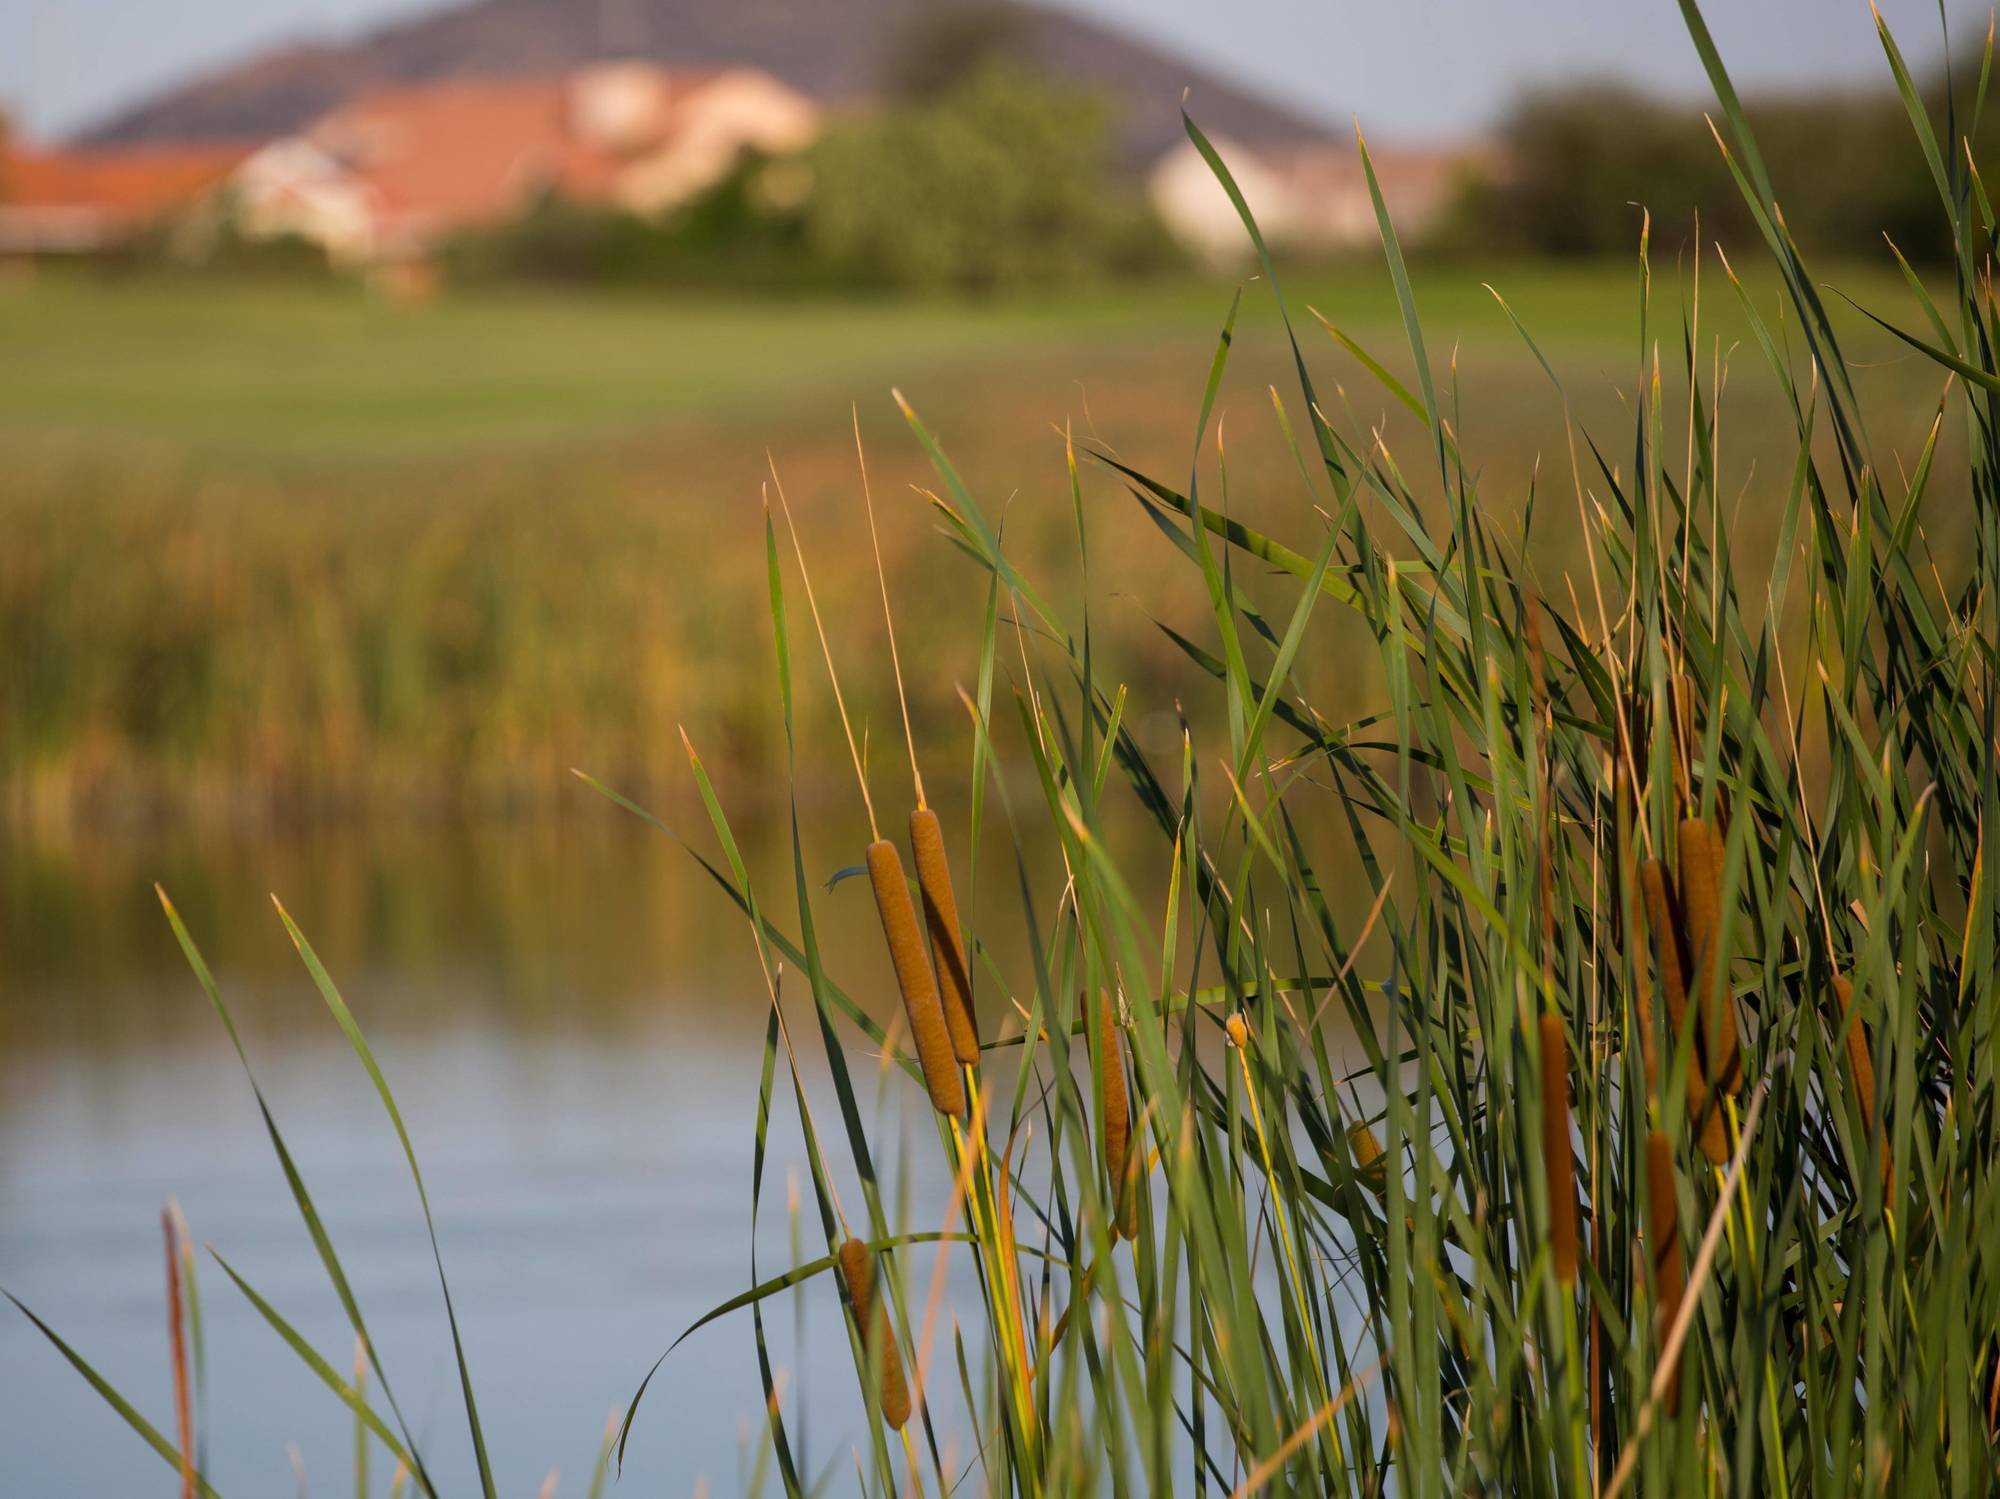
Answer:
232 63 817 263
0 142 253 253
0 63 816 267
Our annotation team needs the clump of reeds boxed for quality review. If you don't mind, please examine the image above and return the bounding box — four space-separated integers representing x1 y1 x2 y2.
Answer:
838 1237 912 1430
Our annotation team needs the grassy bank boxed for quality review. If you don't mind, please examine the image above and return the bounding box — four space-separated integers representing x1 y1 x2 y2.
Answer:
0 256 1956 824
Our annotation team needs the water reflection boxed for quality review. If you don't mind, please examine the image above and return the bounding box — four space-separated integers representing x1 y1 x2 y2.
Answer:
1 786 1373 1491
0 806 968 1494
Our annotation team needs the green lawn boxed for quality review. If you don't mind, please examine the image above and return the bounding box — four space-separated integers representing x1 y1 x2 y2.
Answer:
0 258 1869 458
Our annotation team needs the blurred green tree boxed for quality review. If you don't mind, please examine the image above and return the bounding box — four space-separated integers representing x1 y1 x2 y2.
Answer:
802 65 1174 292
880 1 1030 101
1454 65 1988 261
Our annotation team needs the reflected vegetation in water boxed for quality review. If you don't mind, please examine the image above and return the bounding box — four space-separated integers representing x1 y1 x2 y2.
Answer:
0 805 924 1493
3 809 844 1047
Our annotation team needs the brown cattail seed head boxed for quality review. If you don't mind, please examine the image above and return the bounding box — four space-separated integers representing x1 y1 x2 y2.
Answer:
1096 990 1137 1241
1644 1130 1685 1415
1642 857 1726 1164
1832 974 1890 1196
866 839 965 1118
1349 1121 1383 1171
1524 599 1549 721
1678 818 1742 1098
1640 860 1690 1040
1348 1121 1386 1193
1225 1013 1250 1050
837 1238 911 1430
1539 1012 1579 1287
1616 755 1660 1100
909 808 979 1067
1831 975 1876 1124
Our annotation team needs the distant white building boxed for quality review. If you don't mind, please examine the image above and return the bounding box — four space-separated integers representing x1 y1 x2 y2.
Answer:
224 62 820 265
1149 136 1477 263
228 138 380 263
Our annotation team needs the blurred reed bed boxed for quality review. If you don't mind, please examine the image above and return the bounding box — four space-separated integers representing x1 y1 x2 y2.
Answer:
8 1 1999 1493
0 255 1958 830
0 376 1238 826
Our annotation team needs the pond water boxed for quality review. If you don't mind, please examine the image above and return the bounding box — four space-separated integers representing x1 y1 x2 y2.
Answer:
0 809 993 1495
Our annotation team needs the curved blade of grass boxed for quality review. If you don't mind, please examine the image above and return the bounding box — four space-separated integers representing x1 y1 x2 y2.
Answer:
271 898 497 1499
1236 515 1344 785
614 1229 973 1471
167 1203 209 1477
3 1291 223 1498
670 1233 975 1356
1827 287 2000 392
1353 125 1445 484
1308 310 1427 423
206 1251 414 1474
583 1411 617 1499
1180 110 1344 486
155 887 438 1499
748 1001 806 1499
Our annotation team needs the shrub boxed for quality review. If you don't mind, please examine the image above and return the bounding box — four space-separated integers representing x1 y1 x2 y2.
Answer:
439 164 833 292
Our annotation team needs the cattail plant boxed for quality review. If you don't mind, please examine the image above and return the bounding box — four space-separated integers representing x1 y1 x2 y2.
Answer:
1644 1130 1685 1415
911 806 979 1067
1830 973 1889 1195
866 838 965 1118
1670 674 1695 815
1348 1121 1385 1182
1641 858 1728 1164
1095 989 1136 1241
1539 1012 1579 1286
1677 817 1741 1098
771 468 966 1119
1829 975 1876 1124
838 1238 912 1431
853 408 981 1075
162 1205 195 1499
1616 753 1660 1097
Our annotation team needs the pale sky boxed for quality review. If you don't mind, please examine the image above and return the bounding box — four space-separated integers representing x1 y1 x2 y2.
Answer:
2 0 1989 143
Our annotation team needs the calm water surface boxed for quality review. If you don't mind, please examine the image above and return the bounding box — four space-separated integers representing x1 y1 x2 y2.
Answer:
1 812 983 1495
